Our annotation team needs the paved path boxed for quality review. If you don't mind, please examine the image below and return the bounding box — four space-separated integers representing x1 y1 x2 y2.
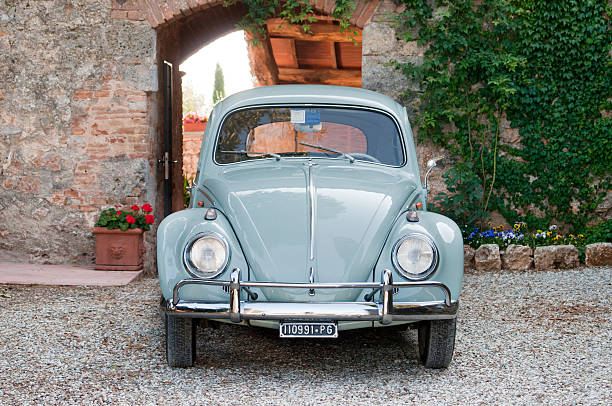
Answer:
0 248 143 286
0 263 143 286
0 267 610 404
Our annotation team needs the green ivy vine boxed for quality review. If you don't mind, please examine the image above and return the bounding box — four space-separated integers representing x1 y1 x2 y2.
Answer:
393 0 611 233
224 0 357 41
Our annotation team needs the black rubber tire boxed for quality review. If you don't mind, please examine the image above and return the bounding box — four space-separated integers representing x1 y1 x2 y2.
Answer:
160 297 168 328
166 315 196 368
418 318 456 369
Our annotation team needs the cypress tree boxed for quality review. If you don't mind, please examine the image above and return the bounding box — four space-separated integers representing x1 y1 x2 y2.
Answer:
212 62 226 104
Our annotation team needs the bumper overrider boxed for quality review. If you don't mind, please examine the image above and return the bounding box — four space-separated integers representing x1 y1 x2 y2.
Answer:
162 269 458 325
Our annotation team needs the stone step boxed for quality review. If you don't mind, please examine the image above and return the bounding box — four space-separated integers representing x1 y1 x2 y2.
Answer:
0 263 144 286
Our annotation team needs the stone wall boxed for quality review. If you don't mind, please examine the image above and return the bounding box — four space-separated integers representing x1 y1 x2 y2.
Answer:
183 131 203 180
361 0 448 198
0 0 159 265
0 0 451 269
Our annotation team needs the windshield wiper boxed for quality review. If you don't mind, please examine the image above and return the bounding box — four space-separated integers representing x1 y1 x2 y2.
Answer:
298 142 355 163
219 150 281 161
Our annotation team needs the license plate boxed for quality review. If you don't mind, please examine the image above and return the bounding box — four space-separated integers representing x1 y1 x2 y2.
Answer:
279 322 338 338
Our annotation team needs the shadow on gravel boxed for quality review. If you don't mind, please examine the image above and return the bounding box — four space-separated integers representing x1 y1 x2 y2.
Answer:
192 322 423 374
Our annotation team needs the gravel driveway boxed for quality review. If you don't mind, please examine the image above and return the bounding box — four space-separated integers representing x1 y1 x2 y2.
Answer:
0 267 610 405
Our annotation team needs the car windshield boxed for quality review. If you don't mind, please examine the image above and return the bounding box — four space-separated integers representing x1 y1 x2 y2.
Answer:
215 106 404 166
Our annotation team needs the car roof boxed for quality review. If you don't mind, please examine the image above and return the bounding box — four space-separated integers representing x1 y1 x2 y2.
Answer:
216 85 405 117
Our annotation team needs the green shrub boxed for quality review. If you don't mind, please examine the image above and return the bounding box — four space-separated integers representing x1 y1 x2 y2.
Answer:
183 176 193 209
395 0 611 234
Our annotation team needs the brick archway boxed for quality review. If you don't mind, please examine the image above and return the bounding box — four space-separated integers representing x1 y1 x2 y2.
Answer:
135 0 380 66
135 0 379 31
131 0 380 215
113 1 379 65
152 2 250 215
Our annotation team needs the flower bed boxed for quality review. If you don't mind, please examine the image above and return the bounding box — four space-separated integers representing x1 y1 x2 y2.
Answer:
463 221 612 271
464 242 612 271
466 223 587 250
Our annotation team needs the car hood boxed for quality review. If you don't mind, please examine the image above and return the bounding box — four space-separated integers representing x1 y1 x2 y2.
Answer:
205 161 418 301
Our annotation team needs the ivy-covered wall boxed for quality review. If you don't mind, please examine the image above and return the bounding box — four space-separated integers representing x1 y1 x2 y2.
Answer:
392 0 611 234
238 0 610 235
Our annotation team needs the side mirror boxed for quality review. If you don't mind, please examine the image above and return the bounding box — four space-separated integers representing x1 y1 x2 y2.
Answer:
424 156 444 190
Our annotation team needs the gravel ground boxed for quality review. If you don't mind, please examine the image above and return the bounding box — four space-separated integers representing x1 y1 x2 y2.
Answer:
0 267 610 405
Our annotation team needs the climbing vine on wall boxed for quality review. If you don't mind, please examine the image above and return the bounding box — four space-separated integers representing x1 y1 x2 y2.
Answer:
393 0 611 233
224 0 356 41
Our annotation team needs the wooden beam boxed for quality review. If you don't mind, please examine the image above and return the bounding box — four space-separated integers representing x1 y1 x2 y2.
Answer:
278 68 361 87
308 15 340 22
289 39 299 69
246 32 279 86
267 18 362 42
269 38 299 68
330 42 338 69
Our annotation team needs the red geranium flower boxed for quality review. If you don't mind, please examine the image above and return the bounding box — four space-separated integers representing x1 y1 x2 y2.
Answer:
130 205 140 211
145 214 154 224
116 211 122 216
141 203 153 213
126 215 136 224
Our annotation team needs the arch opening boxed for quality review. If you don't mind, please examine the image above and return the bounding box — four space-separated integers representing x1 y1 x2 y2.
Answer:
153 2 371 216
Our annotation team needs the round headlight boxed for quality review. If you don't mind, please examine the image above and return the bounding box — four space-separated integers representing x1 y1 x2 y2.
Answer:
392 234 438 280
184 232 230 278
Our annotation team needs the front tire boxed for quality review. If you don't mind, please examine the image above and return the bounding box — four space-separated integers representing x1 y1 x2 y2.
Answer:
166 315 196 367
418 318 456 369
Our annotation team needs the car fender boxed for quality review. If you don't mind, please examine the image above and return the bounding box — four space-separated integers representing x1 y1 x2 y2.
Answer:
157 208 249 301
374 211 464 303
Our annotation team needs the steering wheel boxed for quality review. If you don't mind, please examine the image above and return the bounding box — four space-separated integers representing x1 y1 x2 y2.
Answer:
348 153 381 164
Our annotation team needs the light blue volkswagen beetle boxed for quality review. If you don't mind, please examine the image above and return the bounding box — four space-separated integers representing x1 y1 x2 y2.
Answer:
158 85 463 368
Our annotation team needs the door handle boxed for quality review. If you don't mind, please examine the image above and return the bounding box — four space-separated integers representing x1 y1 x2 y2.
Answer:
185 179 196 192
158 152 179 180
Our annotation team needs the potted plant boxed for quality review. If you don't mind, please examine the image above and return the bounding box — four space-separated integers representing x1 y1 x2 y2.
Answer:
93 204 155 271
183 112 208 133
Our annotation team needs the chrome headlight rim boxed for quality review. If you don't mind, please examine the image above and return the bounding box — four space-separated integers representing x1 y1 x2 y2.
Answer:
391 233 439 281
183 231 231 279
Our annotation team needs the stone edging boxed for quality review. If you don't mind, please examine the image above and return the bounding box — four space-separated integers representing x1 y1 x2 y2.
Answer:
464 242 612 271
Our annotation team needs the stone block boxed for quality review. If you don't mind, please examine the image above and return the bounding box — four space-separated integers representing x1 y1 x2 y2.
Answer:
111 0 140 11
110 9 128 20
362 55 423 99
464 245 475 270
502 244 533 271
363 22 395 55
534 245 580 270
363 22 427 57
595 191 612 220
585 243 612 266
475 244 501 271
372 0 404 21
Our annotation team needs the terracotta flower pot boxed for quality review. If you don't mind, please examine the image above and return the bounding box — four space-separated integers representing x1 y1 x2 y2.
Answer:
183 122 207 132
93 227 145 271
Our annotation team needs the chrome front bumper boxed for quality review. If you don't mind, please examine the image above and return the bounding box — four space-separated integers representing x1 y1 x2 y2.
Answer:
162 269 458 325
